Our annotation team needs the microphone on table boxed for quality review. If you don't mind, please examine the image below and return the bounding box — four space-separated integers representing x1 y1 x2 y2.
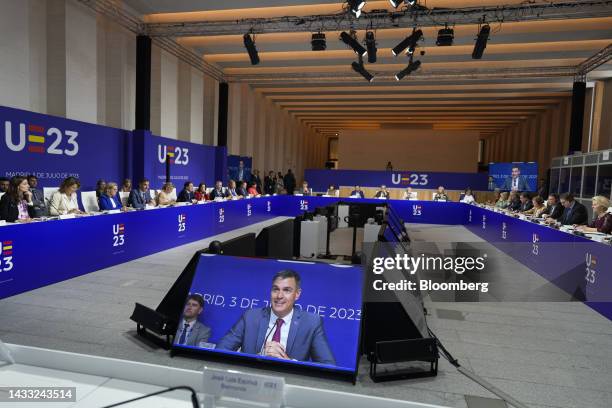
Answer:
259 318 280 356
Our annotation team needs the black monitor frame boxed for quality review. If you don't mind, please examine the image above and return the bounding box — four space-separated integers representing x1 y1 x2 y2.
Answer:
169 253 364 383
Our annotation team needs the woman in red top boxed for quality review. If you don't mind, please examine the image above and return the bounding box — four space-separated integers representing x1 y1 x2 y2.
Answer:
247 181 259 196
194 183 209 201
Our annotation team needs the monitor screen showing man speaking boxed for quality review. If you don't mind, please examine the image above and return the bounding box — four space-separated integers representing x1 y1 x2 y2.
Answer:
172 255 363 373
488 162 538 192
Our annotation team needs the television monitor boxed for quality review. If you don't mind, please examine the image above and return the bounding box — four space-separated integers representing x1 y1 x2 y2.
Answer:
362 238 429 355
488 162 538 192
256 219 294 259
172 255 364 378
386 206 410 243
216 233 256 257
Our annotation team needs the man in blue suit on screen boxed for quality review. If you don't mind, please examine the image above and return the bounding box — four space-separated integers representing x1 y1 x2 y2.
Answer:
501 166 530 192
216 270 336 366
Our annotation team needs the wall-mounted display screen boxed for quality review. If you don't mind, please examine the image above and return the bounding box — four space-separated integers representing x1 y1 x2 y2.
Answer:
488 162 538 192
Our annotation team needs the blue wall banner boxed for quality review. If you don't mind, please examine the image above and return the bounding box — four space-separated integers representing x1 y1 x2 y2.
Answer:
0 105 128 189
304 169 488 192
139 131 222 189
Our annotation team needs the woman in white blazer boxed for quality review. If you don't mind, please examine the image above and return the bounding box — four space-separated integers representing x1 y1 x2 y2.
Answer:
49 177 83 216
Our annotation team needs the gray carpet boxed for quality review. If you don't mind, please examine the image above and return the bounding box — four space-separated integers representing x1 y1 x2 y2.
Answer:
0 221 611 408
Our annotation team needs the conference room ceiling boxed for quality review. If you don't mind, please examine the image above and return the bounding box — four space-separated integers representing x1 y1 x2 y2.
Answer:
123 0 612 138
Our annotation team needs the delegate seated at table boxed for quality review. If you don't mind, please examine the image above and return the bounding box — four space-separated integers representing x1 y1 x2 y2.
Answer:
157 182 176 206
495 192 510 209
177 181 197 203
542 194 564 221
350 186 365 198
49 177 85 216
0 176 36 222
374 185 389 199
99 182 126 211
210 180 229 200
194 183 209 202
128 179 156 209
575 196 612 234
558 193 588 226
522 196 546 218
433 186 449 202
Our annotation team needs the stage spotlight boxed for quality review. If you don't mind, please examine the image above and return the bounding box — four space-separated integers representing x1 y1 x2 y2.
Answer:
391 0 416 5
472 24 490 59
365 31 377 63
394 60 421 81
436 24 454 46
352 61 374 82
340 31 367 57
243 33 259 65
311 32 326 51
391 29 422 56
348 0 366 18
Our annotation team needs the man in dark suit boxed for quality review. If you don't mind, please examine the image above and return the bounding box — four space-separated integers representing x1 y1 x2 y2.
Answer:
263 171 274 195
543 194 564 221
210 180 229 200
26 175 46 217
177 181 197 203
374 185 390 199
508 191 521 211
234 160 246 183
0 177 9 194
518 192 533 212
237 181 248 197
175 294 211 347
559 193 588 225
501 166 530 192
283 169 296 195
216 270 335 365
128 179 155 209
350 185 365 198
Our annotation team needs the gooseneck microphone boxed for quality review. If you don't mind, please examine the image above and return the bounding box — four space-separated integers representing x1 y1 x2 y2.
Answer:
258 318 279 356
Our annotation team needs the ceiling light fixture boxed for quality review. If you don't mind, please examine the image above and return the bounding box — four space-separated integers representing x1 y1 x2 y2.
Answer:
394 59 421 81
311 32 326 51
243 33 259 65
365 31 377 63
436 23 454 46
472 24 490 59
340 31 367 56
391 29 422 56
352 61 374 82
348 0 366 18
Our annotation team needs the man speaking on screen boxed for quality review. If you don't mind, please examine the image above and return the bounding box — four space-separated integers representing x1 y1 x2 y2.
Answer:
216 270 336 365
502 166 530 192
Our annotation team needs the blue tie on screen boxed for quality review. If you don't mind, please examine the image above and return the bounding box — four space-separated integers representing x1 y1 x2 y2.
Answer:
178 323 189 344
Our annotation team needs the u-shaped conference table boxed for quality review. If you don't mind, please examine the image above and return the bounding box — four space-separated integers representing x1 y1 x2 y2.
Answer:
0 195 610 320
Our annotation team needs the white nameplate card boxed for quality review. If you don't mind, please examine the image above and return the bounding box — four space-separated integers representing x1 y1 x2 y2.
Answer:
203 366 284 406
0 220 6 226
106 209 121 214
59 214 76 219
